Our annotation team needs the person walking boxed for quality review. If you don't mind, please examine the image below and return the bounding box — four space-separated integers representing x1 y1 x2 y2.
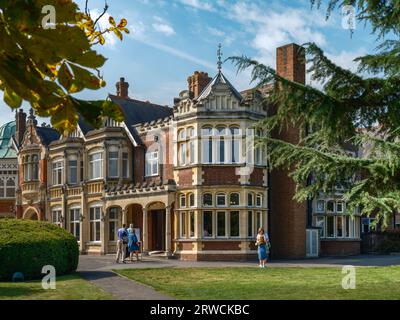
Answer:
116 224 128 264
128 226 140 262
256 227 270 268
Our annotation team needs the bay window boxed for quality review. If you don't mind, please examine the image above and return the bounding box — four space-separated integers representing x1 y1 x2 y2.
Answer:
179 194 186 208
230 127 240 163
217 211 227 237
230 211 240 237
203 193 213 207
189 211 195 238
189 193 195 207
256 194 262 207
216 193 226 207
230 193 240 206
326 216 335 238
109 207 119 241
108 150 119 178
180 212 187 238
89 206 102 242
201 127 213 164
203 211 213 237
247 211 254 237
122 152 129 178
5 179 15 198
70 208 80 241
68 157 78 184
216 127 226 164
52 209 62 227
52 160 63 185
32 155 39 180
89 152 103 179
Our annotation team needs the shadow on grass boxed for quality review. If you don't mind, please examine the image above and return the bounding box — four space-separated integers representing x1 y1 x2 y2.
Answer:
0 286 43 298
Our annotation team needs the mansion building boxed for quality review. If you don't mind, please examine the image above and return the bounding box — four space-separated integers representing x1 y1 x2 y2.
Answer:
10 43 363 260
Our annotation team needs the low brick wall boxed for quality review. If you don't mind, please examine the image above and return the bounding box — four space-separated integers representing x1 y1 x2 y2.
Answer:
320 239 361 257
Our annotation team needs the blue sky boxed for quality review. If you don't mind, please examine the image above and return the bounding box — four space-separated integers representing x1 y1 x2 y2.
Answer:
0 0 377 125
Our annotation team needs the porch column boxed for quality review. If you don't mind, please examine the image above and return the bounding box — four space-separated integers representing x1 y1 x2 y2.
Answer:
165 205 172 257
122 207 128 225
142 208 149 253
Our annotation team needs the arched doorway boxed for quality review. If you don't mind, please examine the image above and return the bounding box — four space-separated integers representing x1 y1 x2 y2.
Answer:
23 208 39 220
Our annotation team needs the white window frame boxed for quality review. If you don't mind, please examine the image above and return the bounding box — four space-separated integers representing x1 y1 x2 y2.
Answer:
179 194 186 208
316 200 325 213
68 155 78 185
122 152 129 178
256 194 262 208
229 193 240 206
52 159 64 186
203 193 213 207
108 207 120 242
326 200 335 213
108 148 119 178
69 206 81 241
180 211 187 239
216 211 228 238
51 208 63 227
216 193 227 207
145 151 159 177
89 152 103 180
203 211 213 238
89 205 102 242
188 193 195 207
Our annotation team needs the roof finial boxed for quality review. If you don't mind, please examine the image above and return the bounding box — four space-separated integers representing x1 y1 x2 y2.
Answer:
217 43 223 72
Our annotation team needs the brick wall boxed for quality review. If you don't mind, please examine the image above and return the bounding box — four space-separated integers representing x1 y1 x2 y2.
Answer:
202 167 240 185
320 240 361 256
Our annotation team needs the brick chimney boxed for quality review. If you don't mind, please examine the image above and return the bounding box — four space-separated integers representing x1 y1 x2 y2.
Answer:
116 77 129 98
269 43 307 259
187 71 212 99
276 43 306 84
15 108 26 146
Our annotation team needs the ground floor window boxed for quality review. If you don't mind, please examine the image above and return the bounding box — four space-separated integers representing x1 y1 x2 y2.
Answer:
314 215 360 239
69 208 80 241
189 211 195 238
256 211 263 230
230 211 240 237
90 206 101 242
180 212 187 238
203 211 213 237
217 211 227 237
52 209 62 227
247 211 254 237
109 207 119 241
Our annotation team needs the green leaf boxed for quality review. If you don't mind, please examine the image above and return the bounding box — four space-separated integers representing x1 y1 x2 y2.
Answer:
4 86 22 109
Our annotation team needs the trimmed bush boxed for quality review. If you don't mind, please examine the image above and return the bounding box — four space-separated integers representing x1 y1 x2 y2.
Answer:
0 219 79 281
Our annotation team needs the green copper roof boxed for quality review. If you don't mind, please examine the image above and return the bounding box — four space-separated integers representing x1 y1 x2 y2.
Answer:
0 121 17 159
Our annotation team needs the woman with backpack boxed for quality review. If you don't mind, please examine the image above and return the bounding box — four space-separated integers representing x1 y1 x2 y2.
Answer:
256 227 271 268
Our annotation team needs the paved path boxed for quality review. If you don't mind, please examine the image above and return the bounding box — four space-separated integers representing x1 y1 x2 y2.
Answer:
79 270 173 300
77 254 400 300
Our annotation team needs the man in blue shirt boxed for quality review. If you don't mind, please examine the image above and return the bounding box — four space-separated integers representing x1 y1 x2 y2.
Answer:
116 224 128 263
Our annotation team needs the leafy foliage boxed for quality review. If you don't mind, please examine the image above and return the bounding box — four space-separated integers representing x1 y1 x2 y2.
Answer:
229 0 400 228
0 0 127 133
0 219 79 281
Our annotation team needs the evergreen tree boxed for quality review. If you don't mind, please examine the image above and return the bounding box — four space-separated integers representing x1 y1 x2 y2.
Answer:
229 0 400 227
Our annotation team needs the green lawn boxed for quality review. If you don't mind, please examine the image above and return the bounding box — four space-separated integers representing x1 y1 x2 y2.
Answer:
0 274 114 300
115 266 400 300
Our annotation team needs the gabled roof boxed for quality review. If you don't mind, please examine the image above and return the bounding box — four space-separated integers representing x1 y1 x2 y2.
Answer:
196 71 243 102
0 121 17 159
36 126 61 146
108 94 173 143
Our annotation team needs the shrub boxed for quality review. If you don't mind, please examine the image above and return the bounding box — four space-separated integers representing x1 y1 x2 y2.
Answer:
0 219 79 281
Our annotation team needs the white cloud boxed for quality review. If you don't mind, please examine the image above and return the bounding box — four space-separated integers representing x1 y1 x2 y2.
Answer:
152 17 176 36
178 0 214 12
207 27 225 37
90 9 117 48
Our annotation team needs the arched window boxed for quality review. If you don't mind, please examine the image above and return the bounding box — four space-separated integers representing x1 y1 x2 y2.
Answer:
6 179 15 198
248 193 254 207
203 193 213 207
216 193 227 207
31 155 39 181
256 194 263 207
201 126 213 164
230 193 240 206
179 194 186 208
230 127 241 163
216 126 226 164
188 193 195 207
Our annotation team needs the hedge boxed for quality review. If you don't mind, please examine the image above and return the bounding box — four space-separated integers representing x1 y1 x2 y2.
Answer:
0 219 79 281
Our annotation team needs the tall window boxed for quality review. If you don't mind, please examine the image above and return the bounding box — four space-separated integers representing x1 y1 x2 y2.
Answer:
203 211 213 237
188 127 195 164
316 216 325 238
217 211 227 237
216 127 226 164
203 193 213 207
180 212 187 238
255 129 264 165
122 152 129 178
230 127 240 163
189 211 195 238
70 208 80 241
178 129 187 166
52 160 63 185
247 211 254 237
52 209 62 227
326 216 335 238
145 151 159 176
201 127 213 164
230 211 240 237
230 193 240 206
89 206 101 242
256 212 263 230
5 179 15 198
248 193 254 207
109 207 119 241
256 194 262 208
189 193 195 207
179 194 186 208
68 157 78 184
23 154 39 181
108 150 119 178
89 152 103 179
31 155 39 180
337 216 344 237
